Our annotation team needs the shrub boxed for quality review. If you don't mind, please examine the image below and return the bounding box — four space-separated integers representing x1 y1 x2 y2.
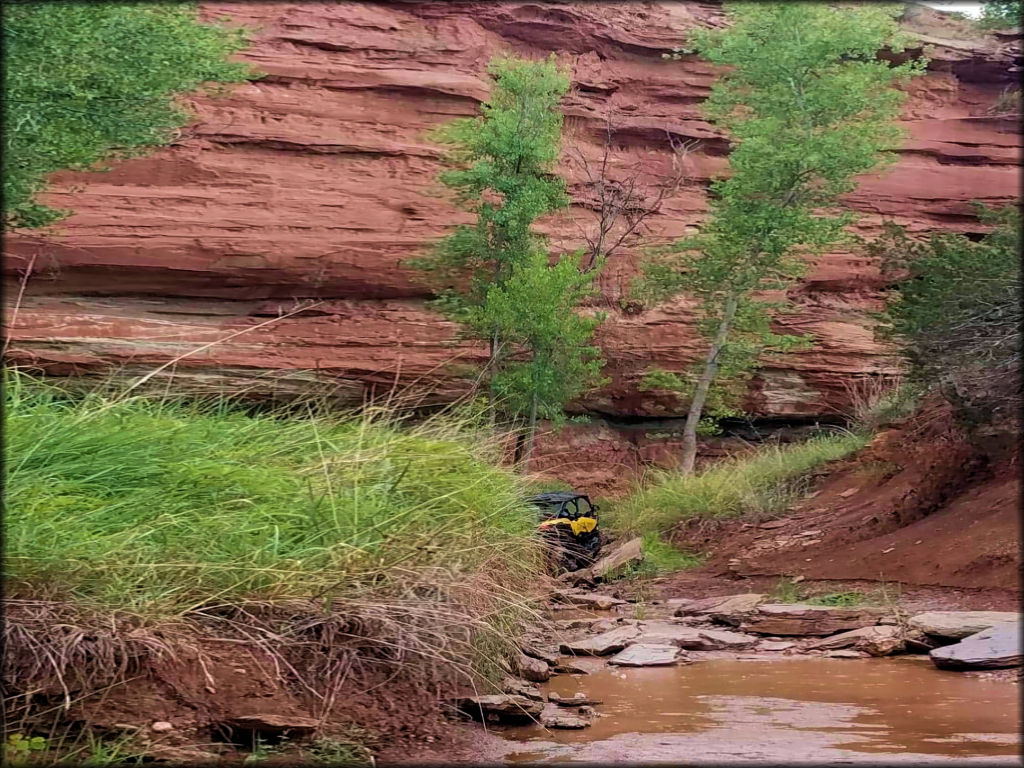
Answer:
3 3 254 227
603 433 867 539
874 205 1020 425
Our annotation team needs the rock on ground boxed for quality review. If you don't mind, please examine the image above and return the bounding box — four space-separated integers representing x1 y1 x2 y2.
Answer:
218 714 319 734
909 611 1020 641
930 623 1022 670
720 604 890 636
560 625 641 656
630 622 758 651
500 677 544 702
548 692 602 707
520 642 560 666
555 618 604 631
566 537 643 584
672 593 765 617
454 694 544 721
757 640 796 652
607 644 684 667
512 651 551 683
804 625 905 656
539 702 594 729
552 591 626 611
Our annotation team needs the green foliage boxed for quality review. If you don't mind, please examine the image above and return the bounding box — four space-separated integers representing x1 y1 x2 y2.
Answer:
604 433 867 537
806 591 867 607
3 2 254 228
412 56 604 429
642 3 925 418
769 579 870 606
412 55 570 307
3 371 543 616
474 250 606 422
641 532 704 573
604 532 703 582
306 734 376 767
5 734 48 765
873 206 1020 421
640 367 745 434
769 576 803 603
979 1 1021 28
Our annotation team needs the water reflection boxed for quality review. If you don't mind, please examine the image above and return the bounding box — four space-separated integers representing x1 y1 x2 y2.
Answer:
500 657 1020 763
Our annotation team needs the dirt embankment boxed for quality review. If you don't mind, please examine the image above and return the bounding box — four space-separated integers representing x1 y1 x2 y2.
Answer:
669 397 1020 593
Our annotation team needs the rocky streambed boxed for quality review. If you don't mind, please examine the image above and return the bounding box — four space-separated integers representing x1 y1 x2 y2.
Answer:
446 588 1021 764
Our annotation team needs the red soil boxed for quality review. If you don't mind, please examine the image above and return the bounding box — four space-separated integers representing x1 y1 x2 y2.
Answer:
670 399 1020 593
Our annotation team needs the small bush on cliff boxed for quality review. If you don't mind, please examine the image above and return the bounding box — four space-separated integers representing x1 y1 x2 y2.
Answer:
3 2 254 228
641 3 925 474
873 205 1021 425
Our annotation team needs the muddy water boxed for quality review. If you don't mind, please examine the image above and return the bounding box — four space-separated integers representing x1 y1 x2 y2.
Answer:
500 657 1020 764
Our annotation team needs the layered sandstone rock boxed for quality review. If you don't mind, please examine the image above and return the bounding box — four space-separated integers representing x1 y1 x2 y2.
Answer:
4 3 1020 423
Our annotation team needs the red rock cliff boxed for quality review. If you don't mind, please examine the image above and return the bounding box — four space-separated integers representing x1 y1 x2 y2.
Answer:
4 2 1020 420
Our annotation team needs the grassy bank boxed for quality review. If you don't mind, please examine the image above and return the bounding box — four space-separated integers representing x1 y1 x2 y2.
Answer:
3 372 546 755
604 433 868 566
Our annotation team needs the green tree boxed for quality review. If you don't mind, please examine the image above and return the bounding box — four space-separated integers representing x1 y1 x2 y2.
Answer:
413 56 570 369
979 1 1021 28
640 3 925 474
415 55 606 460
472 250 605 466
3 2 253 228
873 206 1020 423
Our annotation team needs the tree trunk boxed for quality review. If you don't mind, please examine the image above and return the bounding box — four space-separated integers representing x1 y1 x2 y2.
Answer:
520 391 539 474
488 327 500 428
679 291 739 475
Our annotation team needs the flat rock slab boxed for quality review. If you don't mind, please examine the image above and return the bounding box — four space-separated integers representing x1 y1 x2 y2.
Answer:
608 643 683 667
723 604 890 636
220 714 319 733
553 592 626 611
539 702 593 728
672 593 765 617
631 622 758 651
560 625 641 656
554 618 603 631
930 623 1022 670
909 611 1020 641
500 677 544 702
757 640 796 652
520 642 560 666
805 625 905 656
455 694 544 720
548 692 603 707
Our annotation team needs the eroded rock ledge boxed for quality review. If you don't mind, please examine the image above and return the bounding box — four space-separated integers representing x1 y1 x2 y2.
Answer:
4 2 1020 420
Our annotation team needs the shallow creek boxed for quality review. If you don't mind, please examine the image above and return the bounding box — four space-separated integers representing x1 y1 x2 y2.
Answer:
497 656 1020 764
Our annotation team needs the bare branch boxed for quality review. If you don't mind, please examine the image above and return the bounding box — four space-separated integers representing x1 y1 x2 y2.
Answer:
565 113 697 272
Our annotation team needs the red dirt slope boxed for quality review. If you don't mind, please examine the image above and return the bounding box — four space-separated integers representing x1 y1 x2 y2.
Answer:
673 399 1020 591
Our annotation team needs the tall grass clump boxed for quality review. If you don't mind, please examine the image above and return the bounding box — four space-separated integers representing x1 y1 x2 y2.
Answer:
3 370 547 722
605 432 867 539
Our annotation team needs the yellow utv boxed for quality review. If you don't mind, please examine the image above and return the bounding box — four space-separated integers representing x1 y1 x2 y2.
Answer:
527 492 602 573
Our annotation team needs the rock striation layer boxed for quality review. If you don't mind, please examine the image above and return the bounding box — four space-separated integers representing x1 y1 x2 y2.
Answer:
4 3 1021 422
